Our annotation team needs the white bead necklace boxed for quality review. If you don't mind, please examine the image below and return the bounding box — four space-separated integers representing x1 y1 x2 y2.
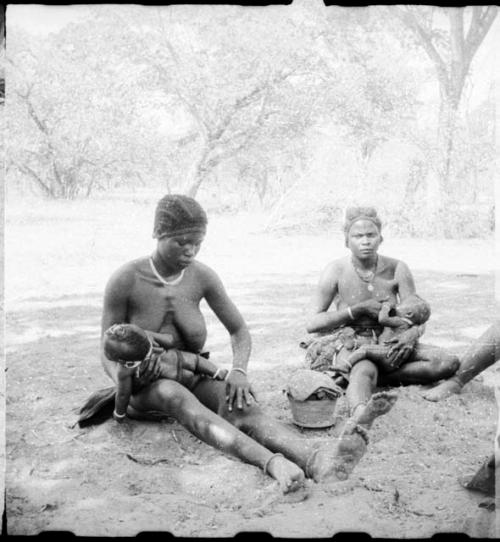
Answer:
149 257 185 286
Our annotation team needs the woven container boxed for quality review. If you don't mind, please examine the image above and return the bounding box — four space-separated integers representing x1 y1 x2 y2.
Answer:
287 394 338 429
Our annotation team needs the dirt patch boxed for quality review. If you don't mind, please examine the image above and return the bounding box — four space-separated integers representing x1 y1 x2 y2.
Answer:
5 266 499 537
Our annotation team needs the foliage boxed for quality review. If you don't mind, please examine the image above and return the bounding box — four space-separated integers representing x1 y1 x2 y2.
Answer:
5 4 496 238
383 202 494 239
387 5 498 198
6 27 141 198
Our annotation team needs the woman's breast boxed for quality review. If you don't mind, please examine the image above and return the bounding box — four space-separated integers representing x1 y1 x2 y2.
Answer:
340 275 398 299
129 271 208 352
165 305 207 352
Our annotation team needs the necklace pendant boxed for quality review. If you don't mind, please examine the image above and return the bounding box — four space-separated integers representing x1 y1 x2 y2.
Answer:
367 283 374 292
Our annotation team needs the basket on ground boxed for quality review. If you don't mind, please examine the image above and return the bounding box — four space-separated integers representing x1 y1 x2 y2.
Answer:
287 394 338 429
285 369 343 429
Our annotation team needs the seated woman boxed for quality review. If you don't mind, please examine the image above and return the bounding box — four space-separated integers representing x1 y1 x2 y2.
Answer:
305 207 459 437
95 194 370 493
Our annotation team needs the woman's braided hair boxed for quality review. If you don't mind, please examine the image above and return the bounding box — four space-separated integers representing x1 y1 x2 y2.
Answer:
343 206 382 247
153 194 208 239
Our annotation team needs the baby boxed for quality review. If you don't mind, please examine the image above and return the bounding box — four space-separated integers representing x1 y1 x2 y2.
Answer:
345 295 431 373
104 323 228 422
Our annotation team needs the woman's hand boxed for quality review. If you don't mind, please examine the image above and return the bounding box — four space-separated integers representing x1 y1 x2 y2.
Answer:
225 370 258 412
385 327 419 367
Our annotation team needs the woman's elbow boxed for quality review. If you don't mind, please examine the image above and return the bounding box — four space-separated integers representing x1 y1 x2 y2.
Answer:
305 315 319 334
231 322 251 342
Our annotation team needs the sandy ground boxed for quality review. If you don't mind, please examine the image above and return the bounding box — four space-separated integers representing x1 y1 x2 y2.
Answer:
4 198 499 536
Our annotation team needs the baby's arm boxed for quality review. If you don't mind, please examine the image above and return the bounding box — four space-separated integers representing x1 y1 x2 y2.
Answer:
114 366 134 422
147 331 175 350
378 302 407 328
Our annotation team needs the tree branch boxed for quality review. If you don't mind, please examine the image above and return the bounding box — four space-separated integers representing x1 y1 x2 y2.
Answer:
392 6 449 91
153 61 210 145
210 67 297 145
11 160 53 197
466 6 483 44
463 6 498 71
152 12 210 144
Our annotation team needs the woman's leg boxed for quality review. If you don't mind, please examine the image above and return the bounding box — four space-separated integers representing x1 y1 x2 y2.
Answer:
346 359 398 429
380 343 459 387
307 359 397 481
192 377 380 483
191 378 318 471
423 323 500 401
129 379 304 492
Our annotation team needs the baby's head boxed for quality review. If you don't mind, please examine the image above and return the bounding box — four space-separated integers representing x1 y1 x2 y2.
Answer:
395 295 431 325
104 324 152 366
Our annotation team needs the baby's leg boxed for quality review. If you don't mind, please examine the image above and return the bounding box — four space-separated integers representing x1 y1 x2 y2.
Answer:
155 349 183 380
154 349 203 380
346 346 369 369
163 350 219 378
194 355 220 378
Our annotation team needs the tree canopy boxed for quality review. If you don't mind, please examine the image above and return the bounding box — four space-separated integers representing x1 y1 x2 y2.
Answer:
5 3 497 236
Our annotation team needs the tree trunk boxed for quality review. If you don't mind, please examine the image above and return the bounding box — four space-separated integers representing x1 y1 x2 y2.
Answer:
438 8 467 198
437 93 459 197
186 167 204 199
186 146 215 198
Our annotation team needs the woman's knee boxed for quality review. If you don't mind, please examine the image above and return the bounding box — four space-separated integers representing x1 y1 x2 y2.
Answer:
430 353 459 379
350 359 378 383
146 379 193 413
151 380 219 434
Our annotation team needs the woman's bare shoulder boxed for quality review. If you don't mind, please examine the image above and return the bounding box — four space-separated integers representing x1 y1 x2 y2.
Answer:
189 260 221 285
378 254 406 271
107 257 149 288
323 255 350 275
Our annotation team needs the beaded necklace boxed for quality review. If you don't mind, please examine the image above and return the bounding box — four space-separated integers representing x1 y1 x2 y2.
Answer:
352 256 378 292
149 257 185 286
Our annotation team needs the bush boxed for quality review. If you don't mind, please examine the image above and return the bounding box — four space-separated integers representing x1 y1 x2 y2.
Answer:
383 203 494 239
262 201 494 239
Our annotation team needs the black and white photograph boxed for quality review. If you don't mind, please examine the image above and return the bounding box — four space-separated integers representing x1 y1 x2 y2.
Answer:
3 2 500 537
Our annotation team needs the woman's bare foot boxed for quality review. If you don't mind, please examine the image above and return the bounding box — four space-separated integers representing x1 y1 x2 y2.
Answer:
354 390 398 427
265 454 305 494
422 379 462 402
306 424 369 483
